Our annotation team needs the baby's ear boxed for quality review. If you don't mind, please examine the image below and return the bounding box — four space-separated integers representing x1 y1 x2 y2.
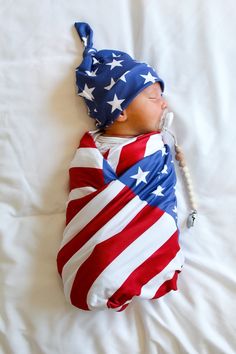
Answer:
116 110 128 122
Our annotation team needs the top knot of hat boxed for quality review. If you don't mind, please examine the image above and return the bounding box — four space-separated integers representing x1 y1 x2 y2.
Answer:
74 22 164 129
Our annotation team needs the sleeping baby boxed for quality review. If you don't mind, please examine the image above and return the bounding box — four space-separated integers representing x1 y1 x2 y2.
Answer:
57 22 186 312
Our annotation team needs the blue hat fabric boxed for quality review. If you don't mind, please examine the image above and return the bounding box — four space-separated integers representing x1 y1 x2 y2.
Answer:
74 22 165 129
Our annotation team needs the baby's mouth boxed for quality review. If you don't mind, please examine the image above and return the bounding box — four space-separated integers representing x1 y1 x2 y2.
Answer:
159 109 168 130
159 109 174 131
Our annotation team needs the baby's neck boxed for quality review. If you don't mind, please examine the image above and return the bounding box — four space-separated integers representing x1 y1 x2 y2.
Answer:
102 124 140 138
102 131 136 138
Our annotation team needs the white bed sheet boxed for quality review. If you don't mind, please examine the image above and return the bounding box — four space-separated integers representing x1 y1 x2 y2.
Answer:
0 0 236 353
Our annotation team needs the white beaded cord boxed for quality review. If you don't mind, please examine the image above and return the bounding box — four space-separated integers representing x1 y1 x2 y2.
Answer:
162 126 197 228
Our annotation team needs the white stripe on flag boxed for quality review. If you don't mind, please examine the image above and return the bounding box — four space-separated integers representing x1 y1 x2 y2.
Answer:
68 186 97 202
144 134 163 157
70 148 103 169
62 195 147 302
87 212 177 310
61 180 125 248
139 249 185 299
107 137 137 171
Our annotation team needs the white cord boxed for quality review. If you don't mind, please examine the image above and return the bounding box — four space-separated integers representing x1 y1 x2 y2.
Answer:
162 122 197 228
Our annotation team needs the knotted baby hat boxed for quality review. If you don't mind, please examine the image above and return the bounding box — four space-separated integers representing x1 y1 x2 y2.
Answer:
74 22 164 129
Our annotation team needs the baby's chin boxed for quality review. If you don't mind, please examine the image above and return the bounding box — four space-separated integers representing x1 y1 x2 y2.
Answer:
139 126 162 135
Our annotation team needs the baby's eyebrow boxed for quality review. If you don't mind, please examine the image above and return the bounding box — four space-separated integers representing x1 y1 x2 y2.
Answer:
148 89 161 96
144 85 162 97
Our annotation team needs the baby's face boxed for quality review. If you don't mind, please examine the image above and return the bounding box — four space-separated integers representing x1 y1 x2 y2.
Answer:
125 83 168 134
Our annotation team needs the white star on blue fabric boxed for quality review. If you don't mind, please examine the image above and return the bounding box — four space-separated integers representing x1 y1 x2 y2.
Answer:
104 78 116 90
152 185 165 196
88 48 96 54
105 71 130 91
161 146 168 156
119 70 130 82
131 167 150 186
106 59 124 70
92 57 99 65
78 84 95 101
140 71 157 84
161 165 168 174
81 36 88 46
173 205 177 213
107 94 125 113
85 68 98 77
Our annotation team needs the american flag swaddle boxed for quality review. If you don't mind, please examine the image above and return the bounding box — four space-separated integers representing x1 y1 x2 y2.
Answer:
57 131 184 311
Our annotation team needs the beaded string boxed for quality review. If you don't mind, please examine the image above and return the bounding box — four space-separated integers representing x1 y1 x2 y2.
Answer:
161 114 197 228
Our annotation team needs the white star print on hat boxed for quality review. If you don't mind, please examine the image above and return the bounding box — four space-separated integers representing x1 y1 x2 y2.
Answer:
104 78 116 91
119 70 130 82
78 84 95 101
106 59 124 70
74 22 164 128
140 71 157 84
85 68 98 77
107 94 125 113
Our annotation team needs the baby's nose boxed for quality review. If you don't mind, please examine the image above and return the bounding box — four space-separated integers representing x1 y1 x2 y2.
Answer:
161 98 168 110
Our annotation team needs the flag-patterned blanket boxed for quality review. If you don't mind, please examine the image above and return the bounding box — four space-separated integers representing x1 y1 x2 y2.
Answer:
57 131 184 312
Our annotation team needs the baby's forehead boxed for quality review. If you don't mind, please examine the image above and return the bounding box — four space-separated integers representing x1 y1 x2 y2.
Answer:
142 83 162 95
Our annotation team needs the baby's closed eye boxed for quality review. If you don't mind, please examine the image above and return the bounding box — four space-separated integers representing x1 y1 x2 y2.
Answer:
149 93 163 99
149 96 162 100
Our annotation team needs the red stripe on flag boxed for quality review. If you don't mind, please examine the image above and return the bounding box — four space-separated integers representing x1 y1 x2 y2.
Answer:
57 185 134 276
117 303 129 312
69 167 105 191
107 231 180 309
153 270 180 299
102 149 110 160
115 132 159 176
79 132 97 148
116 270 180 312
70 203 165 310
